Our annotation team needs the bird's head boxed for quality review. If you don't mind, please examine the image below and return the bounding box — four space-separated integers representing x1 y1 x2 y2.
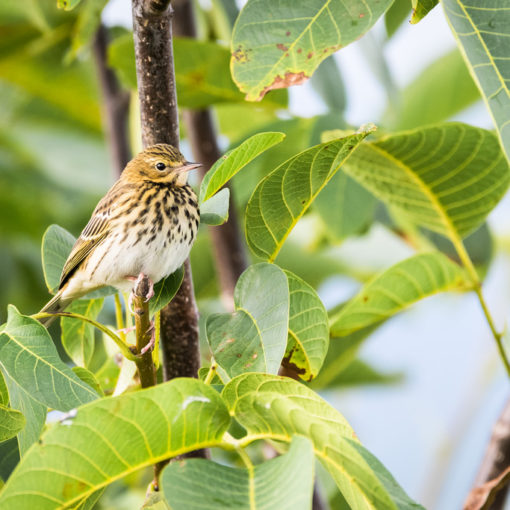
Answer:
122 144 201 186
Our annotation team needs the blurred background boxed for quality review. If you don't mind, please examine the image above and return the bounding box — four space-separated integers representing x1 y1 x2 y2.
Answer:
0 0 508 508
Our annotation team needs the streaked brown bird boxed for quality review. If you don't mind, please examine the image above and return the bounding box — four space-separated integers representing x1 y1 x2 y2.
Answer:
39 144 201 325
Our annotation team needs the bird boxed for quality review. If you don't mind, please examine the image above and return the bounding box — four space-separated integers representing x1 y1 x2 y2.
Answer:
39 143 201 326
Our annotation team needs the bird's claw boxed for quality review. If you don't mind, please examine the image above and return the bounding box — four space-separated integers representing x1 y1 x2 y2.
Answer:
139 321 155 355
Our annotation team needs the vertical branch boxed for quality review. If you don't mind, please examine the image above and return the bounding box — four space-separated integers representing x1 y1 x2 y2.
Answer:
464 397 510 510
173 0 248 306
93 24 131 177
131 0 201 383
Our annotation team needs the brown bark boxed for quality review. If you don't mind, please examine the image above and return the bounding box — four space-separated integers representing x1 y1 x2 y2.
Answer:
464 397 510 510
93 24 131 177
172 0 248 306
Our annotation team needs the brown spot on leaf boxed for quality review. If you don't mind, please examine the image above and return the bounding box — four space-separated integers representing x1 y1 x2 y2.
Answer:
359 13 365 18
236 353 242 358
226 338 235 343
244 362 252 369
232 45 251 63
276 43 288 51
307 52 314 59
252 353 258 359
286 31 291 36
281 353 307 380
362 295 369 302
257 71 309 100
297 48 302 53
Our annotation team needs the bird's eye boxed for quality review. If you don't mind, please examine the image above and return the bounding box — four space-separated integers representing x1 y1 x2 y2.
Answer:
156 162 166 171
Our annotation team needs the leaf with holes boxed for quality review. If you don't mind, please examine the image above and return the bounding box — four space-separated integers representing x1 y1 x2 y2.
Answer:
245 126 374 261
344 123 510 244
231 0 394 100
282 271 328 381
199 132 285 203
0 379 230 509
206 263 289 377
61 298 104 368
223 374 423 509
161 436 314 510
0 306 99 412
442 0 510 162
330 253 469 336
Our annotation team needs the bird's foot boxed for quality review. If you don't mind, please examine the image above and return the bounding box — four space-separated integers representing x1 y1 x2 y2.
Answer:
140 320 155 355
117 326 136 335
126 273 155 303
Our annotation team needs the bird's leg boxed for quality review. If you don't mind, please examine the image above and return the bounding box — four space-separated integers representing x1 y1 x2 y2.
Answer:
140 320 155 355
125 273 155 310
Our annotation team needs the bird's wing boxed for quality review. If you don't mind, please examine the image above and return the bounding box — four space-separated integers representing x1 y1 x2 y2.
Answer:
59 197 113 288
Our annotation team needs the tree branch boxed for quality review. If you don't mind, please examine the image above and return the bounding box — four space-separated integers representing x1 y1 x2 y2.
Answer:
93 24 131 177
464 397 510 510
172 0 248 307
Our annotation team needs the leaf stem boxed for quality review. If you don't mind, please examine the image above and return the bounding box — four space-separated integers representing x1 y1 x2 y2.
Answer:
454 239 510 376
31 312 138 362
203 360 218 385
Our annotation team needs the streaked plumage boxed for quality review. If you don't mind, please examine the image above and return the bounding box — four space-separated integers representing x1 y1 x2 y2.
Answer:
39 144 200 324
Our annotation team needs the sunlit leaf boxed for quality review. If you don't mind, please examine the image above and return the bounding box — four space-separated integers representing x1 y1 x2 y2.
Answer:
162 436 314 510
0 404 25 442
442 0 510 162
61 298 104 367
392 50 479 130
0 379 230 509
149 266 185 316
344 123 510 242
72 367 104 397
200 188 230 226
0 370 8 406
41 224 75 294
199 132 285 203
223 374 423 509
57 0 82 10
330 253 468 336
283 271 328 381
0 306 98 411
231 0 394 100
245 126 374 261
411 0 438 23
206 263 289 376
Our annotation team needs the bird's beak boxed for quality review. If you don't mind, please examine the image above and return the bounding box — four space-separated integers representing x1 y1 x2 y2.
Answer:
175 161 202 173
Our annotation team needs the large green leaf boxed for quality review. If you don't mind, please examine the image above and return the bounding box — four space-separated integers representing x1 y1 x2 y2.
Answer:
223 374 423 510
344 123 510 242
0 379 231 509
392 50 480 130
0 404 25 442
206 263 289 376
231 0 394 100
0 306 98 411
283 270 328 381
330 253 468 336
442 0 510 162
61 298 104 368
245 127 374 261
162 436 314 510
199 132 285 203
0 369 46 455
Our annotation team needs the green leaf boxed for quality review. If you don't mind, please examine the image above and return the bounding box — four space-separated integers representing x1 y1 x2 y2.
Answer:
392 50 480 130
223 374 423 509
149 266 185 316
206 263 289 376
162 436 314 509
442 0 510 163
61 298 104 367
41 224 75 294
411 0 438 23
199 132 285 203
0 306 99 411
57 0 82 10
0 438 19 482
282 271 328 381
0 369 46 456
314 169 377 241
245 126 374 261
231 0 394 101
344 123 510 242
329 358 403 387
72 367 104 397
0 370 8 406
330 253 468 336
0 404 25 442
69 0 108 59
385 0 411 38
0 379 231 509
200 188 230 226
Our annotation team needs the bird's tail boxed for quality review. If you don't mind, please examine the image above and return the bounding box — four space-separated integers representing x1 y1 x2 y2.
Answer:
38 291 71 327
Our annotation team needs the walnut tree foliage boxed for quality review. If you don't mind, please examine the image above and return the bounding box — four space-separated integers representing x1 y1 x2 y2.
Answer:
0 0 509 508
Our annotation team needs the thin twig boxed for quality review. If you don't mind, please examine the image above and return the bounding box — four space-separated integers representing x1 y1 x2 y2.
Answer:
464 397 510 510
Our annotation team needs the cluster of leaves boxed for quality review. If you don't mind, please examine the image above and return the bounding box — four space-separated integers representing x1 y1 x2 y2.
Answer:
1 0 510 508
